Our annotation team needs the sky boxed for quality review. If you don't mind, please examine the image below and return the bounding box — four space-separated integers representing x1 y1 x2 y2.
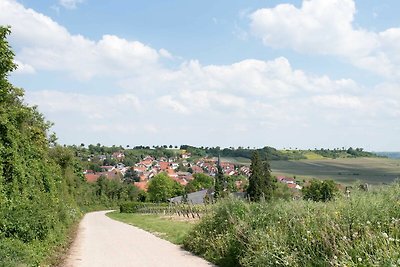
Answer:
0 0 399 151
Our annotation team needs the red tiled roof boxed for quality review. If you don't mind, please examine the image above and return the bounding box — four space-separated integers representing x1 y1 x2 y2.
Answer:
166 168 177 176
159 161 169 170
134 181 148 191
191 166 204 173
85 173 100 183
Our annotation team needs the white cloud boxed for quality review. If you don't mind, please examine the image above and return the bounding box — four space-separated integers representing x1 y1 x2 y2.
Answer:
312 94 362 109
14 59 35 74
26 90 141 120
250 0 400 78
0 0 167 80
59 0 84 10
156 95 189 114
119 57 358 100
2 0 399 149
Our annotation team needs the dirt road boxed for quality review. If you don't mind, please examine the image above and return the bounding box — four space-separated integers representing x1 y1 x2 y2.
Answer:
64 211 214 267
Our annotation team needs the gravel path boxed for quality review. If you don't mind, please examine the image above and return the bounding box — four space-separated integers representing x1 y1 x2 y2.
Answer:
63 211 214 267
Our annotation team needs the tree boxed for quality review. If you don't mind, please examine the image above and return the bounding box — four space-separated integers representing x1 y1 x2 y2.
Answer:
247 151 276 201
147 173 177 202
185 173 213 193
123 169 139 183
214 164 225 200
302 179 338 202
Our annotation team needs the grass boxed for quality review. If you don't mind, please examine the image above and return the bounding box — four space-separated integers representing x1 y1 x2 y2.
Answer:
106 211 195 245
184 184 400 266
219 157 251 165
303 151 326 160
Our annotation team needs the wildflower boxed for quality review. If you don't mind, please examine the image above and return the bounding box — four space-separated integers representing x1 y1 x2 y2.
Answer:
366 221 371 225
382 232 389 238
358 257 362 262
307 230 311 234
343 236 347 240
389 237 395 242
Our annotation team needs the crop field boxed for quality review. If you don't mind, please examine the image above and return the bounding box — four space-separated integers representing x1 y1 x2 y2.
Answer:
270 157 400 184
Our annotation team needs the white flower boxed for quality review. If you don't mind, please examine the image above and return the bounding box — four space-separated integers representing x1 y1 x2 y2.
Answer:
358 257 362 262
382 232 389 238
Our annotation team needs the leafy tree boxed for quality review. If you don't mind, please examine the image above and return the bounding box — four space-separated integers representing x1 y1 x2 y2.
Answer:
302 179 338 202
147 173 176 202
123 169 139 183
247 151 276 201
185 173 214 193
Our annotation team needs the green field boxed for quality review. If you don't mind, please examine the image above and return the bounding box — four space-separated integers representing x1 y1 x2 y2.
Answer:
221 156 400 184
270 157 400 184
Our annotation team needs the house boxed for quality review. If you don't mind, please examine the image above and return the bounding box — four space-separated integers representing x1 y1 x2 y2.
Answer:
112 152 125 161
277 176 302 189
224 169 236 176
84 171 121 183
98 155 107 161
170 162 179 169
166 168 178 178
83 169 94 174
191 165 204 174
101 166 115 172
287 183 302 190
134 181 148 191
159 161 170 171
139 159 153 168
85 173 101 183
180 152 191 159
172 176 188 186
134 165 147 173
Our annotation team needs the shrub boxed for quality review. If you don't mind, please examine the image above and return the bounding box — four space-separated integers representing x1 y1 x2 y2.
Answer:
120 202 142 213
302 179 339 202
184 184 400 266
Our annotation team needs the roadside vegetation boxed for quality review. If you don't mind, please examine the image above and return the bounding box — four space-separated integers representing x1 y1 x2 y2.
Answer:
0 27 142 267
183 184 400 266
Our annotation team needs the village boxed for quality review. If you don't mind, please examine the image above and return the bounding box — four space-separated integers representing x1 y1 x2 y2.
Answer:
83 150 302 195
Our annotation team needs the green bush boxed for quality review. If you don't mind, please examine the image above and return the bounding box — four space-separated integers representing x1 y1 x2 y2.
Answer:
120 202 142 213
303 179 339 202
184 184 400 266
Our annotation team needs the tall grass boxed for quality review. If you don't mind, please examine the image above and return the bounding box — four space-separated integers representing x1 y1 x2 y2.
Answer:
184 183 400 266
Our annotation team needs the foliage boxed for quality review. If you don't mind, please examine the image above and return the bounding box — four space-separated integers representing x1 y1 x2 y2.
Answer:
119 202 143 213
247 151 276 201
147 173 183 202
0 27 140 266
184 184 400 266
302 179 339 202
0 26 85 266
214 165 225 200
123 168 139 183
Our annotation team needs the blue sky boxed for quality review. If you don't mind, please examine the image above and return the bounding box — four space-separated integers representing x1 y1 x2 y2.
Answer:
1 0 399 151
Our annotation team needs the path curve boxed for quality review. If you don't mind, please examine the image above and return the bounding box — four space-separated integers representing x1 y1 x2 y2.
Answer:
63 211 214 267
